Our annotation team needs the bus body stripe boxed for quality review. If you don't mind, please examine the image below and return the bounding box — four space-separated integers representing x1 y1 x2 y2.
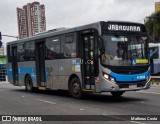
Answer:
8 67 49 82
110 71 149 82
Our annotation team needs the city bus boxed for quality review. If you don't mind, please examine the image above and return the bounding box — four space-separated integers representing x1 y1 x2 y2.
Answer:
7 21 151 98
149 43 160 75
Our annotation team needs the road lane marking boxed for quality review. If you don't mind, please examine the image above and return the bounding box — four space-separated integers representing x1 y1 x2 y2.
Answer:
137 91 160 95
35 99 56 105
80 109 84 111
0 91 9 94
102 113 107 115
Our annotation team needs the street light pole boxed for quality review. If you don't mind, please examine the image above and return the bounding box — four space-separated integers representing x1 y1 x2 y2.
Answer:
2 34 19 40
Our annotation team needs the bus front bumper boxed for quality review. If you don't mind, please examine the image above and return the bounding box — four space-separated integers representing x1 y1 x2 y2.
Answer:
99 76 151 92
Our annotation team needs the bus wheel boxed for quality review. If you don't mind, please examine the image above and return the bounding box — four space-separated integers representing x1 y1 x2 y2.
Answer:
25 76 33 92
70 77 82 99
111 91 124 97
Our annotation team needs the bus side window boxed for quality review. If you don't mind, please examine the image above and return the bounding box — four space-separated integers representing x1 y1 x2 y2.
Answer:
150 47 159 59
7 45 12 63
61 34 76 58
18 43 25 62
45 36 60 60
25 42 35 61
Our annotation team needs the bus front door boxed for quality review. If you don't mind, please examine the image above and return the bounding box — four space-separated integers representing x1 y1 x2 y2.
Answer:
35 41 46 86
11 46 18 85
82 34 98 90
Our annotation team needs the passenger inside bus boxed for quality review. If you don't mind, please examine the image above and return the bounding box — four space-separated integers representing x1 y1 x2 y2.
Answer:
116 42 123 58
116 42 127 59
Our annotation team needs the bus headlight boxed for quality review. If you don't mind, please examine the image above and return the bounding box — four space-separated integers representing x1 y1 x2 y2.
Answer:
103 73 109 79
103 73 116 83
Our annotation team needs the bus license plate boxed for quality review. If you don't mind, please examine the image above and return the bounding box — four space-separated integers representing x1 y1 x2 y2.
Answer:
129 84 137 89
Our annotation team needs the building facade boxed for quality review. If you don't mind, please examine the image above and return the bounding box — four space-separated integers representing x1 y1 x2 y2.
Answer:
17 2 46 39
0 46 7 81
0 56 7 81
155 2 160 13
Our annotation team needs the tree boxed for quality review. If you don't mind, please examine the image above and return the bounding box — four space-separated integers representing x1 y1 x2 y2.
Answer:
145 12 160 43
145 19 154 37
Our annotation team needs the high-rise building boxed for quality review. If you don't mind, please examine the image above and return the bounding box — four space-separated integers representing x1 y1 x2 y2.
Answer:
155 2 160 13
17 2 46 39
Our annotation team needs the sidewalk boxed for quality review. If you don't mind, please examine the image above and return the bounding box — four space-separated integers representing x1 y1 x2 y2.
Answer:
0 81 9 84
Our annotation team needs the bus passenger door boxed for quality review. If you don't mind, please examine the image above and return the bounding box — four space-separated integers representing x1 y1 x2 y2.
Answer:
11 46 19 85
35 41 46 86
81 32 98 90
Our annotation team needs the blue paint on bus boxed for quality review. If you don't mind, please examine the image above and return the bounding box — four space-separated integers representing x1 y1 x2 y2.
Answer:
110 71 149 82
8 67 49 82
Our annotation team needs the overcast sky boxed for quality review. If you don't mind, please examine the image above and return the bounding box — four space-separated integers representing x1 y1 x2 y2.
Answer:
0 0 159 45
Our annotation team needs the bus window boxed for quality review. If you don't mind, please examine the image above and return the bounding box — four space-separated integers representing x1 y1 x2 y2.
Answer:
18 43 25 62
45 36 60 60
7 45 12 62
25 42 35 61
149 47 159 59
62 35 76 58
66 35 73 43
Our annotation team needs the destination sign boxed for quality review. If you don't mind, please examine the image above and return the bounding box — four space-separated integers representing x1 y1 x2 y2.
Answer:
108 24 141 32
101 21 147 34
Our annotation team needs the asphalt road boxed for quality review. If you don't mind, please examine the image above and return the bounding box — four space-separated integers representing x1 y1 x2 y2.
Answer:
0 82 160 124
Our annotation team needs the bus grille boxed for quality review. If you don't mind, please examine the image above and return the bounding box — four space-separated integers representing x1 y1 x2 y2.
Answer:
117 80 146 88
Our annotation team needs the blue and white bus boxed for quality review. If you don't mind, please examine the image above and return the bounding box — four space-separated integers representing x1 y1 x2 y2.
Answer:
149 43 160 75
7 21 151 98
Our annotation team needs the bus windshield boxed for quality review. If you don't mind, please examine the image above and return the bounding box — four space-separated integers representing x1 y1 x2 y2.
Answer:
101 35 148 66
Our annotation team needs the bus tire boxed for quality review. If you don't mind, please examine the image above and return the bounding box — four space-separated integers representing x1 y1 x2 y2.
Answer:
110 91 124 97
25 75 34 92
69 77 83 99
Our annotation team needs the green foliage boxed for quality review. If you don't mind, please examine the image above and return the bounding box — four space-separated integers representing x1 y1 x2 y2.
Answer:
145 12 160 43
145 19 154 36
